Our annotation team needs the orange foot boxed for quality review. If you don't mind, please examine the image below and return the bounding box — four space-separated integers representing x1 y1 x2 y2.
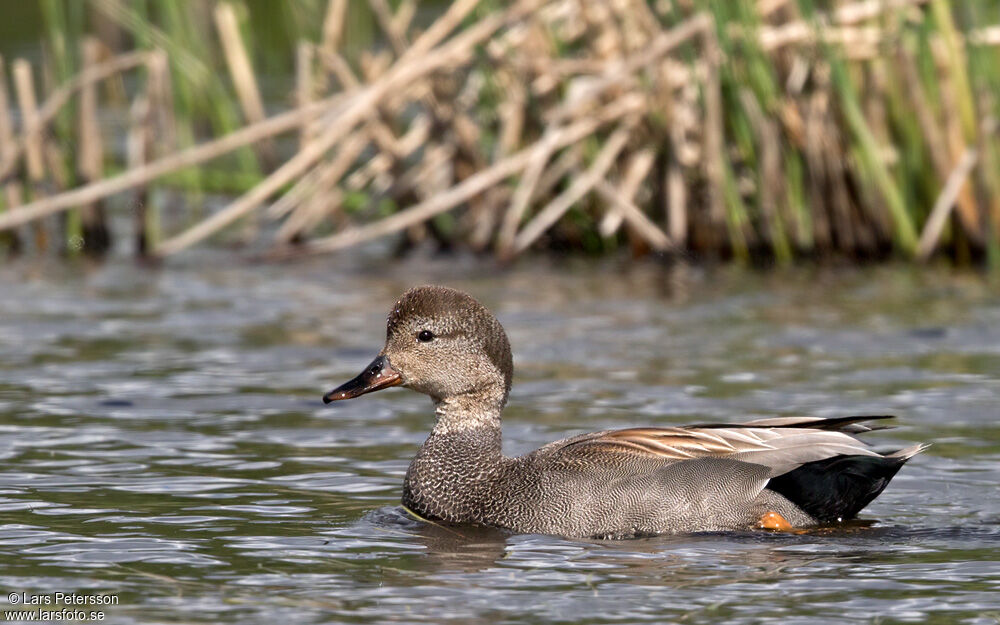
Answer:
758 511 793 531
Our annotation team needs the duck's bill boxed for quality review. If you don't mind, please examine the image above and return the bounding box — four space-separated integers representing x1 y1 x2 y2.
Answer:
323 355 402 403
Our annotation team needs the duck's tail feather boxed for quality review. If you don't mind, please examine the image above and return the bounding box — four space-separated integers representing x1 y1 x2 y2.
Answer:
764 443 927 523
736 415 896 434
888 442 931 460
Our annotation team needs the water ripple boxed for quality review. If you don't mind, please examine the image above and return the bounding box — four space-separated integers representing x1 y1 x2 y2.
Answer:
0 260 998 623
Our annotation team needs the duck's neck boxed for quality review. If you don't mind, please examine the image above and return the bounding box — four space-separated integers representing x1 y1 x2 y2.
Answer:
402 392 507 523
429 392 505 440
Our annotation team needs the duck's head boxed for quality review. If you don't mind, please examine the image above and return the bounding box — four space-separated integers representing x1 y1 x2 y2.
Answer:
323 286 513 407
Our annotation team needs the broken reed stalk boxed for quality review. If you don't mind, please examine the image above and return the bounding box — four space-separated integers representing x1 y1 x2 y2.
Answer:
367 0 407 56
77 37 110 255
739 89 792 264
494 132 558 256
214 2 275 169
665 148 687 247
320 0 347 56
0 95 340 232
916 148 979 261
513 124 633 253
0 56 23 252
296 41 316 148
12 59 50 251
598 147 655 237
701 21 726 234
147 50 176 153
12 61 45 186
594 179 673 251
127 93 151 255
932 38 981 244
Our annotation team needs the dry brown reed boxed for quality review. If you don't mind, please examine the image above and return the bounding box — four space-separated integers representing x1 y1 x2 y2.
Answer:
0 0 998 265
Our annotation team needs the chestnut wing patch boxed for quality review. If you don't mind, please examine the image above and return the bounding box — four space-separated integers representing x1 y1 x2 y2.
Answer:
560 426 775 461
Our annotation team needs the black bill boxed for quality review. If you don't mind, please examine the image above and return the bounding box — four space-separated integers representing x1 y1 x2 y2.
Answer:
323 355 402 403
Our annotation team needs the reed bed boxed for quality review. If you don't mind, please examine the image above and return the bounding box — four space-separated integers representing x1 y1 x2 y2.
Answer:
0 0 999 265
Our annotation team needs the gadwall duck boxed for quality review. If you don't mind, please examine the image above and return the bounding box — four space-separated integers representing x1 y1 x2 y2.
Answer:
324 286 926 538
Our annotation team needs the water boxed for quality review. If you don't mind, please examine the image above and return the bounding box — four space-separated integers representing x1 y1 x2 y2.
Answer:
1 255 999 624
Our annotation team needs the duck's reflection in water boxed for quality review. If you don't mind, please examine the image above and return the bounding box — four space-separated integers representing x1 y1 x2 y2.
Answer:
374 505 917 583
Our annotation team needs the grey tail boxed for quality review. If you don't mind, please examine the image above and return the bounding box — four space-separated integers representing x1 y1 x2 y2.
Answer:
765 443 928 523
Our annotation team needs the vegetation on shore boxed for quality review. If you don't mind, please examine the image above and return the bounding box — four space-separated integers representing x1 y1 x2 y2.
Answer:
0 0 998 266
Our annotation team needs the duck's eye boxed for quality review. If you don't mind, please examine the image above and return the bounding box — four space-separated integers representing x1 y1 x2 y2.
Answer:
417 330 435 343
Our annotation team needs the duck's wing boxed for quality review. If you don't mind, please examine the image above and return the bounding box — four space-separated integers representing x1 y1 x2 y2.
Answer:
545 415 927 523
550 415 924 477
